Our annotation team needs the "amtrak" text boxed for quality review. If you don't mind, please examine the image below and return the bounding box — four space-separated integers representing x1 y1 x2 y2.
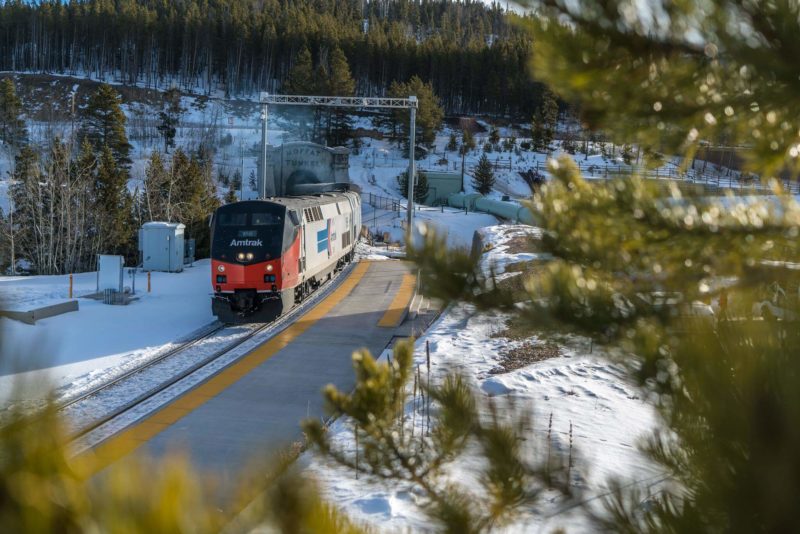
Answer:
229 239 263 247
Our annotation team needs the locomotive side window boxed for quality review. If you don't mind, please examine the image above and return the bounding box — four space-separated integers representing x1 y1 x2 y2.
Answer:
252 213 282 226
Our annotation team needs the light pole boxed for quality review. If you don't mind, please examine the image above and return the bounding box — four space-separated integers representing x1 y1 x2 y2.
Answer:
406 95 417 232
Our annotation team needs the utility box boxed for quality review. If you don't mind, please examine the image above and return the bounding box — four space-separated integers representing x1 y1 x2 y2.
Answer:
184 238 196 266
97 254 124 292
139 222 185 272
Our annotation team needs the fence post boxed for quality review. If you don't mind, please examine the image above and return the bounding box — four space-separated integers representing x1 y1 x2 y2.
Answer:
69 274 73 299
147 272 151 293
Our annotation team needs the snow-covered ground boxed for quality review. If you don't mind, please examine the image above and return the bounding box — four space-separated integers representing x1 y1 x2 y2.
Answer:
303 226 664 533
0 261 214 406
362 202 498 250
476 224 552 278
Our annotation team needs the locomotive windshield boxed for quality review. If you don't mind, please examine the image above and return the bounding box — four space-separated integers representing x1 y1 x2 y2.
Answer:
212 202 287 262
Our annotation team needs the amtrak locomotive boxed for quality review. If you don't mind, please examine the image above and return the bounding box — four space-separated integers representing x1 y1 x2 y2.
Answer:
210 191 361 323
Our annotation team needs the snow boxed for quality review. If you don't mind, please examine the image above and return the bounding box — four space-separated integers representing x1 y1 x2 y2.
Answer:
303 227 665 533
0 261 215 406
414 208 498 250
476 224 551 278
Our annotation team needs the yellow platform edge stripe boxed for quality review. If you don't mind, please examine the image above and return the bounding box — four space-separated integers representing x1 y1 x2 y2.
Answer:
377 273 417 328
78 261 373 476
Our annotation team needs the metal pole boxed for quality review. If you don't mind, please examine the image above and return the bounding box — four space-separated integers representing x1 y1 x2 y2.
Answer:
260 94 269 199
461 149 466 192
406 95 417 232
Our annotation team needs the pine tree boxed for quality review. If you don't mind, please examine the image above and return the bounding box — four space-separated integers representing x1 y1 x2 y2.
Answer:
327 46 356 146
532 88 559 152
284 46 317 141
170 149 219 257
489 127 500 146
460 128 476 155
82 84 132 165
157 87 184 153
9 146 40 271
389 76 444 147
0 379 365 533
541 89 559 145
143 150 171 221
303 341 569 533
224 184 238 204
446 132 458 152
472 153 495 194
93 145 133 255
408 2 800 532
397 171 430 204
0 78 27 148
328 46 355 97
285 46 316 95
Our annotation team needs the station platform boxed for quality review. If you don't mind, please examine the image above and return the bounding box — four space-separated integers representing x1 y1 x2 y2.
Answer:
85 260 422 489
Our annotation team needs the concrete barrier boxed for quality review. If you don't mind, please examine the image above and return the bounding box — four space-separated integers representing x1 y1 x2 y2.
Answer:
0 300 79 325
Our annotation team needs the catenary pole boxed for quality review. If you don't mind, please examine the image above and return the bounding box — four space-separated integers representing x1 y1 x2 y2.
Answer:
258 93 419 227
407 96 417 232
260 94 269 199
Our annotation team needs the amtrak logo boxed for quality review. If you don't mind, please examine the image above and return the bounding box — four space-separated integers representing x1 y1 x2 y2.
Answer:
229 238 263 247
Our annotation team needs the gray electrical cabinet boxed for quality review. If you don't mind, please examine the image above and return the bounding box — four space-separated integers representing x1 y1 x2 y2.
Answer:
139 222 186 272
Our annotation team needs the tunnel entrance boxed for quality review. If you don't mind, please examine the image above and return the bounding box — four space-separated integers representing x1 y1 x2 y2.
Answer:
285 169 323 195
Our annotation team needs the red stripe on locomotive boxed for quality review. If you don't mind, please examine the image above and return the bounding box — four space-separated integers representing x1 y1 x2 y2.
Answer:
281 232 302 287
212 258 281 292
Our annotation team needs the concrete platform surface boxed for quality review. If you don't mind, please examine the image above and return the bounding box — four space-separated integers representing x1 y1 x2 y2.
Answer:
87 260 415 486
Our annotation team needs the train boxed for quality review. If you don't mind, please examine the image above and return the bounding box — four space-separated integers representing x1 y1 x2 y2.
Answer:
210 191 361 323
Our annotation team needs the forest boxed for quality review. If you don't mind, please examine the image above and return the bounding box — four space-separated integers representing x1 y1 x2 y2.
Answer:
0 0 542 117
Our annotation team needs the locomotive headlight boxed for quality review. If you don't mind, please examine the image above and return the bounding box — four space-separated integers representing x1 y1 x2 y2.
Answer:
246 252 254 261
217 264 225 273
236 252 246 261
266 264 274 272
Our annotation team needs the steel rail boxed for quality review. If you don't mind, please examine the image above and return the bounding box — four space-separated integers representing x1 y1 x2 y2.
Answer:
69 261 358 441
58 322 228 412
68 322 269 439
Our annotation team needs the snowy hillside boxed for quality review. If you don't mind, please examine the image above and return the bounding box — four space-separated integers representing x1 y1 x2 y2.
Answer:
0 74 637 219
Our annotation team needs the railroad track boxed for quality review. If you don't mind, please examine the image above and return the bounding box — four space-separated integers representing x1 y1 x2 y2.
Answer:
63 322 266 439
64 262 358 444
58 322 225 411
